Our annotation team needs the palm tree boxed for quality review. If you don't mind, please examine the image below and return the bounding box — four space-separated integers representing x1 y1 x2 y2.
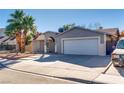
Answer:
5 10 36 53
21 15 36 52
63 23 75 31
58 23 75 32
5 10 25 52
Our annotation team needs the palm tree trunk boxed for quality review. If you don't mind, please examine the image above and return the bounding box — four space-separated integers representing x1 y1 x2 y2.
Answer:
20 31 27 53
15 32 21 52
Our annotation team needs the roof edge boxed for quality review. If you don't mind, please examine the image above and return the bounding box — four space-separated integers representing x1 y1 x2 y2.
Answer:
55 26 107 38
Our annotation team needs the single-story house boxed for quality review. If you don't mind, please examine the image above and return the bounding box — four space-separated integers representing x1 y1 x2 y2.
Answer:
0 27 120 55
120 30 124 37
55 27 120 56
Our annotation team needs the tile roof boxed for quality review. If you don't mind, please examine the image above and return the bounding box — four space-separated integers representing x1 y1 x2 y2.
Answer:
4 37 16 45
35 34 45 40
96 28 119 36
0 36 9 44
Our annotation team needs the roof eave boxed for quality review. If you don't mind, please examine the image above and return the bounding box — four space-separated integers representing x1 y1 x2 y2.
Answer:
55 26 106 38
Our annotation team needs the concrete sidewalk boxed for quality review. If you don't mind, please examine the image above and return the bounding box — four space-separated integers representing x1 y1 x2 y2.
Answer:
0 68 78 84
94 74 124 84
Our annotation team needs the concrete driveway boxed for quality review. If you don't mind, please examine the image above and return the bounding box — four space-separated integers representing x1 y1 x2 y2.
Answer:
34 54 110 71
0 54 111 83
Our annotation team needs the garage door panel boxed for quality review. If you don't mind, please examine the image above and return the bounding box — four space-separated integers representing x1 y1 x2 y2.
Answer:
63 38 98 55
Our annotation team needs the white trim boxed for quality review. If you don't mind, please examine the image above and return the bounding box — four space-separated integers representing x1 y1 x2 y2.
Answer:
104 34 107 55
61 36 105 56
44 37 47 53
55 43 57 53
98 35 106 56
61 36 100 41
61 39 64 54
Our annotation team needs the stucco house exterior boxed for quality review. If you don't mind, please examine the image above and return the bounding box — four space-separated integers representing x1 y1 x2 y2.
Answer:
26 31 58 53
55 27 120 56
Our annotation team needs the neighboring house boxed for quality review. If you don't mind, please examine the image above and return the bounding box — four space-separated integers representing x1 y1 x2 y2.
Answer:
120 30 124 38
55 27 119 56
0 28 5 37
0 36 16 51
3 37 16 50
97 28 120 55
0 28 16 51
0 36 9 44
0 36 9 50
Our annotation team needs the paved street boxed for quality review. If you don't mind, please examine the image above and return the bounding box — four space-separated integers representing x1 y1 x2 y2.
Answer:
0 67 77 84
0 56 79 84
0 54 111 84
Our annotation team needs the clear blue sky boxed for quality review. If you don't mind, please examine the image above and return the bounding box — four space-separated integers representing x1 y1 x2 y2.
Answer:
0 9 124 32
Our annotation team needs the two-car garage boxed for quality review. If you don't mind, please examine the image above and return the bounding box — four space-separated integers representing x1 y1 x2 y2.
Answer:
55 27 107 56
63 37 99 55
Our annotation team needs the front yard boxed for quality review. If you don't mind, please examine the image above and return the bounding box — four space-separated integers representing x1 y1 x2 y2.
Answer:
0 52 36 60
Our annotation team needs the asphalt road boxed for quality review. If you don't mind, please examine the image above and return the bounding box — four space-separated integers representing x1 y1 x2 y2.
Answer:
0 67 76 84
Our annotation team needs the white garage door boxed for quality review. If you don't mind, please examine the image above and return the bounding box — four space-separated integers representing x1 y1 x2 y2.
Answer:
63 38 99 55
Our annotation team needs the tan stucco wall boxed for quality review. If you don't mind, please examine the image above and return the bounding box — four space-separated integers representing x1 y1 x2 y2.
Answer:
32 40 44 53
44 31 57 53
25 43 33 53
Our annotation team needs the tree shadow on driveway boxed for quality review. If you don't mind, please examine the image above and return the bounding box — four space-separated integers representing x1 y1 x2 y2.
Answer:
35 54 111 68
0 59 20 70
